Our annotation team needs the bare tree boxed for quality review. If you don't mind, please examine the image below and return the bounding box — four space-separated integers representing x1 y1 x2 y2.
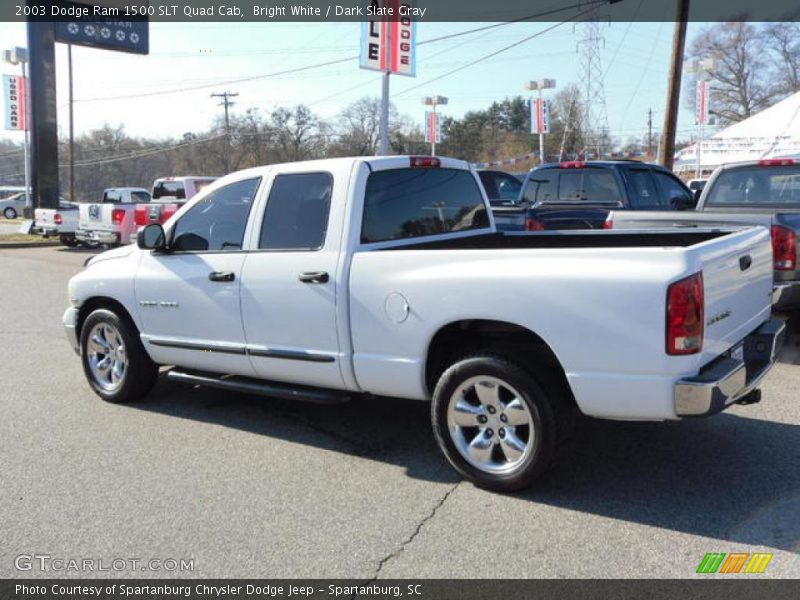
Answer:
764 22 800 96
689 22 776 125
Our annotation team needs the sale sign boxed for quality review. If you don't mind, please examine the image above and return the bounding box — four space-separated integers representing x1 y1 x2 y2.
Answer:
425 111 441 144
696 80 710 125
531 98 550 135
360 0 417 77
3 74 27 131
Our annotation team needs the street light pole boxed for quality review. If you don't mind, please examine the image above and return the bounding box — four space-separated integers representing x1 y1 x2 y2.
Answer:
525 79 556 165
421 95 448 156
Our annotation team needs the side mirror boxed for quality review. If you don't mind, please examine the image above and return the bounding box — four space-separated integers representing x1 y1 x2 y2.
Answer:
672 192 698 211
137 223 166 251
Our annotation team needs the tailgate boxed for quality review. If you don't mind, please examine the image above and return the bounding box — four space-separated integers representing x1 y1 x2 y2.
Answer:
694 227 773 360
491 205 526 231
79 204 116 231
34 209 52 226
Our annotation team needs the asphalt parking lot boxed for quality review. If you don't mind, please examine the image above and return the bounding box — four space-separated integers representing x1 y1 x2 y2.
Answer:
1 245 799 579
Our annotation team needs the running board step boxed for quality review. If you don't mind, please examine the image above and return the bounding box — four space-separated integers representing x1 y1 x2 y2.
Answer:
166 369 351 405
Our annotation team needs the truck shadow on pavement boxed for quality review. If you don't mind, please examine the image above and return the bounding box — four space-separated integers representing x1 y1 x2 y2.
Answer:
130 375 799 552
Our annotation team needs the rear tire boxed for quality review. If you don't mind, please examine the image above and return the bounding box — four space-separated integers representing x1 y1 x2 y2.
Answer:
80 308 158 403
431 354 557 492
60 235 78 247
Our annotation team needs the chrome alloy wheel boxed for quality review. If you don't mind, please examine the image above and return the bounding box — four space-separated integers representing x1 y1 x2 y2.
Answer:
86 322 128 392
446 375 535 474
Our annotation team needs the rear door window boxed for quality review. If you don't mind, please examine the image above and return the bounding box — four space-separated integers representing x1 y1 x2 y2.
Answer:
361 168 489 243
259 172 332 251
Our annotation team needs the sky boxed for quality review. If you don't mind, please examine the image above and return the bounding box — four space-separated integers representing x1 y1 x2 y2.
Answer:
0 18 707 153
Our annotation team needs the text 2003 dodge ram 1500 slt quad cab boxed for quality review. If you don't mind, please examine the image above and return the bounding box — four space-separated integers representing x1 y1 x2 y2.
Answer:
63 156 785 491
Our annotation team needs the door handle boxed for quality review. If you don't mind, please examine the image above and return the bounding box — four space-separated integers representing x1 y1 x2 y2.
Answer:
299 271 329 284
208 271 236 282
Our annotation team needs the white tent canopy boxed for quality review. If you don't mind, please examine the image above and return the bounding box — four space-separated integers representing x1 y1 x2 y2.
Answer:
674 91 800 172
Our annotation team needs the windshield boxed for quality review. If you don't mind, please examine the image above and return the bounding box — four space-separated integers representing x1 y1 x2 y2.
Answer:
705 165 800 206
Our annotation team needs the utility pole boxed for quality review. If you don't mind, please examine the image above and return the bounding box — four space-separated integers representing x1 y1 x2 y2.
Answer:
647 108 653 157
211 91 238 173
659 0 690 170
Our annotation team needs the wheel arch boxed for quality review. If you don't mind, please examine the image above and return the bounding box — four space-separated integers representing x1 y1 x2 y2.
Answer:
424 319 576 410
76 296 140 343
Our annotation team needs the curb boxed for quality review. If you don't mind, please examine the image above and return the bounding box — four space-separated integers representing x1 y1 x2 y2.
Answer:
0 241 62 249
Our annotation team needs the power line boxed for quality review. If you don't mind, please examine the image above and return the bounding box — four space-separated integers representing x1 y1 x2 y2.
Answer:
392 4 601 99
73 2 614 104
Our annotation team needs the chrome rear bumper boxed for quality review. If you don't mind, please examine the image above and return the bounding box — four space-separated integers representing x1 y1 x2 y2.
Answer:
674 319 786 417
76 229 119 245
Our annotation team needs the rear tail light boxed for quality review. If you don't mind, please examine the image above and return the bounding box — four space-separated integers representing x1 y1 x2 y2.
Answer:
159 203 178 223
409 156 440 168
603 214 613 229
666 272 704 355
559 161 585 169
134 205 148 226
525 217 544 231
757 158 795 167
771 225 797 271
111 208 126 225
53 213 63 225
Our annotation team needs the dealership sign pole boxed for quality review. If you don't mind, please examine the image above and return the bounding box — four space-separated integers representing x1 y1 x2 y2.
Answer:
695 79 710 178
26 1 149 211
2 56 31 211
360 0 417 155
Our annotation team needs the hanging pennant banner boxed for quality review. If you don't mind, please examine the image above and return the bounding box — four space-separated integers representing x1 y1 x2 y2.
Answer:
3 74 27 131
360 0 416 77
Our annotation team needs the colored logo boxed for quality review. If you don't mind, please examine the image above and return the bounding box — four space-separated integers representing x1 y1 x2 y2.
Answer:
696 552 772 574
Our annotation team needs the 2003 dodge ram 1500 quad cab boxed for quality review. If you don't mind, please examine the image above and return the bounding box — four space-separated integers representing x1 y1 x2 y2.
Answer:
64 156 785 491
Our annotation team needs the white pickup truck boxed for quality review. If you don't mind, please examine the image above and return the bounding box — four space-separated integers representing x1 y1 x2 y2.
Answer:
32 200 79 246
76 187 152 247
63 156 785 491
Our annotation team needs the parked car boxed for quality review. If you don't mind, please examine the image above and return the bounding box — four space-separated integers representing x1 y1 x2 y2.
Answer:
0 192 28 219
476 170 523 205
63 156 783 492
607 158 800 310
3 192 70 220
33 201 81 246
492 160 697 231
75 187 152 247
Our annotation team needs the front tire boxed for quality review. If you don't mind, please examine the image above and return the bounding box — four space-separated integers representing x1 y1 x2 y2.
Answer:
60 235 79 247
4 207 17 219
80 308 158 403
431 354 557 492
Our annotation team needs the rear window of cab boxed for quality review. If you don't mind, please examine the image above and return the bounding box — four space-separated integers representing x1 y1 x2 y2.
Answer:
361 168 489 243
